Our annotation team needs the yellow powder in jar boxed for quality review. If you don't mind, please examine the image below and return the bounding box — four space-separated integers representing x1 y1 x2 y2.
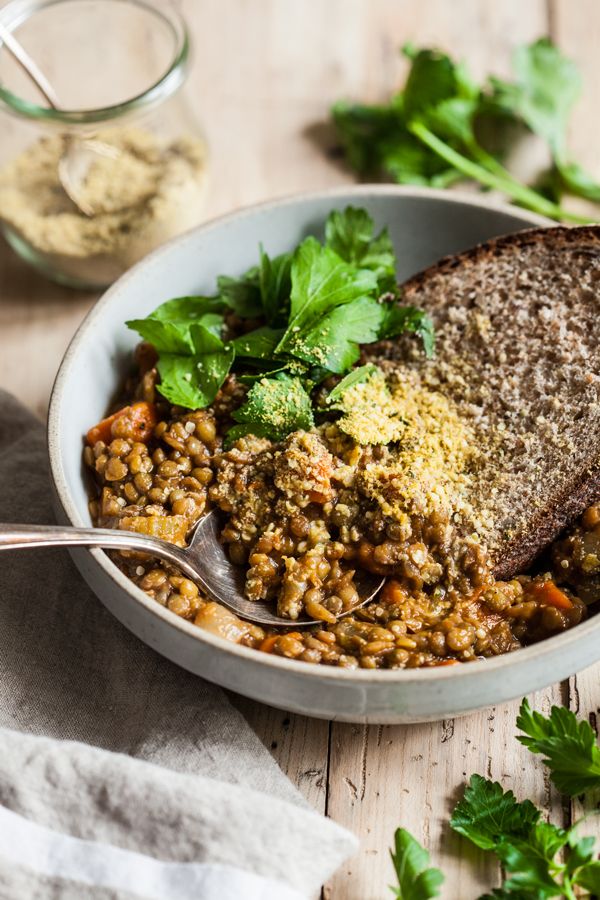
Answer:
0 127 208 285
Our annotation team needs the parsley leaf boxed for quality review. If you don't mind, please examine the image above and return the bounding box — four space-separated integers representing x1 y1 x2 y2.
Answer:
496 821 568 898
126 296 226 354
487 38 600 203
332 40 594 223
450 774 540 850
516 698 600 796
389 828 444 900
325 206 397 292
488 38 579 161
156 326 234 409
259 248 293 324
574 859 600 893
217 270 263 318
402 45 479 127
128 206 433 425
231 326 284 359
478 890 535 900
379 304 435 358
279 236 378 340
566 831 596 875
229 373 314 443
326 364 380 406
392 700 600 900
287 296 384 373
332 97 462 188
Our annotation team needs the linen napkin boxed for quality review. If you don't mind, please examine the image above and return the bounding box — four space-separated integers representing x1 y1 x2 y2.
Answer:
0 390 357 899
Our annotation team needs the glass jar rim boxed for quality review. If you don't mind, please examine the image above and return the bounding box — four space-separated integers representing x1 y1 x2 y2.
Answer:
0 0 190 124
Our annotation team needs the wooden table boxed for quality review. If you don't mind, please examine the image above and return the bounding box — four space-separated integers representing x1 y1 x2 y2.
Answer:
1 2 599 896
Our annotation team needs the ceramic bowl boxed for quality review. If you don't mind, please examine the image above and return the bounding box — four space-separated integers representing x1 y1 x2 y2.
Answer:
48 185 597 724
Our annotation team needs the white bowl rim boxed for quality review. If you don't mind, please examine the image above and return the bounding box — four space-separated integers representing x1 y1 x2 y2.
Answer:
49 182 598 687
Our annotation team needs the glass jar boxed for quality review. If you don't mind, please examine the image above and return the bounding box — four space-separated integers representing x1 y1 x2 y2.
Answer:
0 0 208 289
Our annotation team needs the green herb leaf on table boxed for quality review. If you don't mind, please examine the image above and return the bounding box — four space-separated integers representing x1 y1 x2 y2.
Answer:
331 98 462 188
496 821 569 898
486 38 600 203
566 831 596 875
332 39 597 223
478 889 535 900
402 45 479 129
451 775 596 899
487 38 580 157
228 373 315 443
450 774 540 851
393 698 600 899
573 859 600 894
516 698 600 796
389 828 444 900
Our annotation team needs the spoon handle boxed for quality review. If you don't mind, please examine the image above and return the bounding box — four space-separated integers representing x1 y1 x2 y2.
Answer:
0 21 61 109
0 522 198 580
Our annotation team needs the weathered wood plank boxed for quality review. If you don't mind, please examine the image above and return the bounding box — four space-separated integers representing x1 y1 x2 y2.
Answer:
325 685 565 900
233 697 330 813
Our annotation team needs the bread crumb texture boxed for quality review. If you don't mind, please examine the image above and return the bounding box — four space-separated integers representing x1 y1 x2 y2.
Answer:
387 233 600 559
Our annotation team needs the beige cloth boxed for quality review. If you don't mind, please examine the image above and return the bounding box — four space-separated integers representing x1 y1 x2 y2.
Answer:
0 391 357 898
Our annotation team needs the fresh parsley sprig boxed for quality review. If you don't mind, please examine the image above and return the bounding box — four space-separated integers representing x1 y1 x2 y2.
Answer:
390 699 600 899
517 699 600 797
126 206 434 441
389 828 444 899
333 40 600 223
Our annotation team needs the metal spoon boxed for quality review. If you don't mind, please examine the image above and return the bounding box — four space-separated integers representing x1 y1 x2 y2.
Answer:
0 21 128 217
0 511 384 628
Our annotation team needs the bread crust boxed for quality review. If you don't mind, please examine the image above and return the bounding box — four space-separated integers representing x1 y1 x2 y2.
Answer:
403 225 600 294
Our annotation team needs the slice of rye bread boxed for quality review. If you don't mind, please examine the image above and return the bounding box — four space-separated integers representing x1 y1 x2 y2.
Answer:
390 225 600 580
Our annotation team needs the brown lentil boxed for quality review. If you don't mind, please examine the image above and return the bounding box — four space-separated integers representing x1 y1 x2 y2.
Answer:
84 362 593 670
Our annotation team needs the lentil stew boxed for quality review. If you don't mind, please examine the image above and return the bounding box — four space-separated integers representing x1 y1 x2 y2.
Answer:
83 208 599 670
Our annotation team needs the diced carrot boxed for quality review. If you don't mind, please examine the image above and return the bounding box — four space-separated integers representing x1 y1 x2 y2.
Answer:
308 490 330 504
431 659 461 667
526 581 573 610
260 635 279 653
260 631 303 653
86 401 157 446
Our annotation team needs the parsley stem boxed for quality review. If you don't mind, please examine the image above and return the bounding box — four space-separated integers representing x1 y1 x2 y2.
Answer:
409 121 593 224
563 875 577 900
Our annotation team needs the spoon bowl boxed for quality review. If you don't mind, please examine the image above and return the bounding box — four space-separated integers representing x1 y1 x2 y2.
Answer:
0 511 384 627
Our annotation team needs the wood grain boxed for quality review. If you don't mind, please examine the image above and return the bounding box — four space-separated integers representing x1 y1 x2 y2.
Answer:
2 1 600 897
